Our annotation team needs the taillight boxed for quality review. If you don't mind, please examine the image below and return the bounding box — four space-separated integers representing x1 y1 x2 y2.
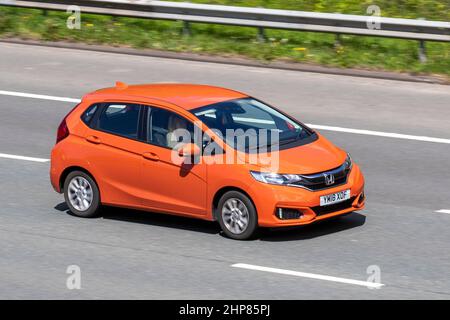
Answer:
56 104 79 144
56 118 69 144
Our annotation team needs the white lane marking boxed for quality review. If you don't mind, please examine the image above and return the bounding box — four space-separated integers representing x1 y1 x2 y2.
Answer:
435 209 450 214
0 90 81 103
307 124 450 144
0 153 49 163
1 89 449 145
231 263 384 289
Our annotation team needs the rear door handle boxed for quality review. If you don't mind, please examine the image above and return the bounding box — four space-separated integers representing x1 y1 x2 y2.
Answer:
86 135 101 144
143 152 159 161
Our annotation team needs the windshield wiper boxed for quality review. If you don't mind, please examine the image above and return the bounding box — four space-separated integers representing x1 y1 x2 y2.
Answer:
278 129 303 145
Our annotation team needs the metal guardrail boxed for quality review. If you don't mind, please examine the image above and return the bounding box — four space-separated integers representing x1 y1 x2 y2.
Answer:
1 0 449 60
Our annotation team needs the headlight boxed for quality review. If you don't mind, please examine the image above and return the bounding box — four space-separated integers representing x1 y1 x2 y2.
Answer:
344 153 353 170
250 171 302 185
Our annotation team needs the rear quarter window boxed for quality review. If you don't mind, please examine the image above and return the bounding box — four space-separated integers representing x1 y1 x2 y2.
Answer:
81 104 99 127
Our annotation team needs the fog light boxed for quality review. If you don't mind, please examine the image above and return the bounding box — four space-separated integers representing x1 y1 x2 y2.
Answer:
276 208 302 220
358 191 365 204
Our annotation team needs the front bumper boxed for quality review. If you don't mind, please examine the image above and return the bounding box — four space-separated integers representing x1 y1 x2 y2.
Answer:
249 164 365 227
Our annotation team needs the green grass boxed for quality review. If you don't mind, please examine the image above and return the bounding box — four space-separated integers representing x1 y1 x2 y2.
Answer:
0 3 449 77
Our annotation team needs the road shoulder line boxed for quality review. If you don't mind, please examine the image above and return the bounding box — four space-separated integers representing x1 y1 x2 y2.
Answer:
232 263 384 288
0 153 49 163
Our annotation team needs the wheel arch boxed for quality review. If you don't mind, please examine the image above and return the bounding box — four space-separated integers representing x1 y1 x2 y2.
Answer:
59 166 98 193
211 186 257 221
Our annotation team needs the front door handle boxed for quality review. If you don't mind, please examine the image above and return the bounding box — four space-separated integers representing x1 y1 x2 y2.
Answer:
86 135 101 144
143 152 159 161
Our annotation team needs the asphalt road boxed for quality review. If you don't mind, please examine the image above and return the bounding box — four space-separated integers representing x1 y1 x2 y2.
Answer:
1 42 450 299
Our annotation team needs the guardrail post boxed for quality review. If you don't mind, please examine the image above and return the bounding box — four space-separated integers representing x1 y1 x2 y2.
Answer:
418 40 427 63
417 18 427 63
334 34 341 47
255 6 267 42
181 1 192 36
182 21 191 36
257 27 266 42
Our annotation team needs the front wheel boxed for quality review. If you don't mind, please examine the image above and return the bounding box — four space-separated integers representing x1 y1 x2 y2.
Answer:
63 171 101 218
217 191 258 240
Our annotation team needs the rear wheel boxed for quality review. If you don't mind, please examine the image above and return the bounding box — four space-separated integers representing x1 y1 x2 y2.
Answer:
217 191 258 240
64 171 101 218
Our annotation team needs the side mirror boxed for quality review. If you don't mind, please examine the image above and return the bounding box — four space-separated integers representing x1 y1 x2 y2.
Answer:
178 143 201 158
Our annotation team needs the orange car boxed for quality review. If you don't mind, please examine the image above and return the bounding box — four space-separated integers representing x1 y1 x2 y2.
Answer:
50 83 365 240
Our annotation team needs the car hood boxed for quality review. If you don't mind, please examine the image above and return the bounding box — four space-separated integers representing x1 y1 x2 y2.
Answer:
247 134 346 174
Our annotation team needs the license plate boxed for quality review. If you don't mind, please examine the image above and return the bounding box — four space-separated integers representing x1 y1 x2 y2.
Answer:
320 189 350 206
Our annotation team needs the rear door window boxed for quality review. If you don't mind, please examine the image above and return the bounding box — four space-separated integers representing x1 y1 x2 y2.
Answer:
97 103 141 140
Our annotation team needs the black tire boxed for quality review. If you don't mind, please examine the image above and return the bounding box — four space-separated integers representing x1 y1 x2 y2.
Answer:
217 191 258 240
63 170 101 218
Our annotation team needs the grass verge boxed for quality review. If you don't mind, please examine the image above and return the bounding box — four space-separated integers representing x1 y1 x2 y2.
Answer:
0 6 449 77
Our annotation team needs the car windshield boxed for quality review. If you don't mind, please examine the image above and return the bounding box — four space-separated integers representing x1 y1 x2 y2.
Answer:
191 98 313 152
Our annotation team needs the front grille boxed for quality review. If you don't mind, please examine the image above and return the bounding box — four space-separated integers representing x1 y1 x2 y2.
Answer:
312 197 356 216
290 163 350 191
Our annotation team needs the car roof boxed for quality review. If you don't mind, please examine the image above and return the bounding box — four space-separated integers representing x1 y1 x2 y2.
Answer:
88 83 248 110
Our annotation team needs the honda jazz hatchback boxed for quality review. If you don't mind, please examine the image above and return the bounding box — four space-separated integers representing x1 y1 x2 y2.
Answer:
50 83 365 240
